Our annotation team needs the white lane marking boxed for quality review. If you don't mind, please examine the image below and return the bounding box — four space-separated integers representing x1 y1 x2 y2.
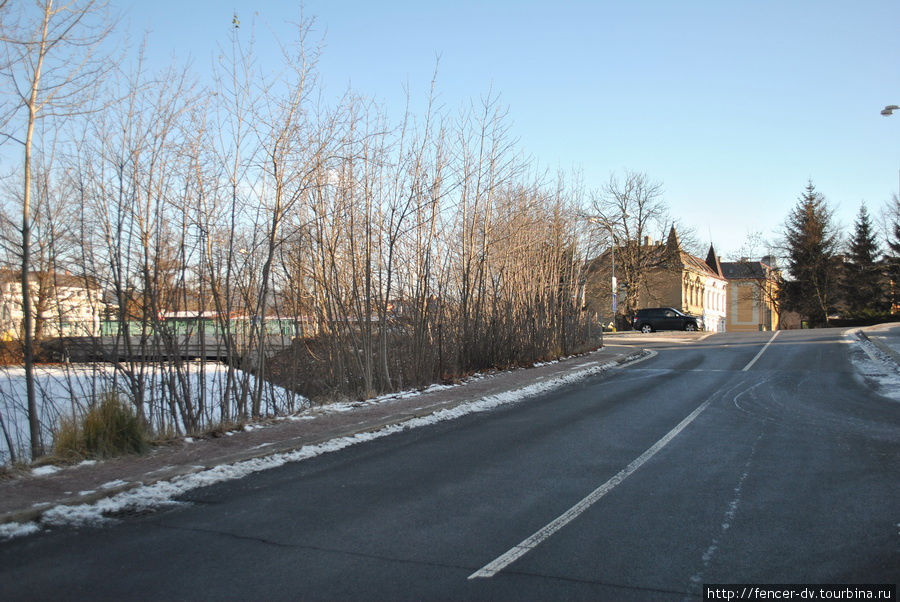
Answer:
468 396 712 580
690 431 764 586
742 331 779 372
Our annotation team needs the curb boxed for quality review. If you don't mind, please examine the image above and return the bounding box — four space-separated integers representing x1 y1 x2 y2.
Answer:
852 327 900 367
1 348 649 530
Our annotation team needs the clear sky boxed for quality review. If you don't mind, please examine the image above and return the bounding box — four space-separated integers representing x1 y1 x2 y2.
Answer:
118 0 900 258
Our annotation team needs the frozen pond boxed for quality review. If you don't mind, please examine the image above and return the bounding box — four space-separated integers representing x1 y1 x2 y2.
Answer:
0 362 306 465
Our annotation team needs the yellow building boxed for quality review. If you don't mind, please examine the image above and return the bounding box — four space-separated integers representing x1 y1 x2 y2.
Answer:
586 227 728 331
720 260 781 332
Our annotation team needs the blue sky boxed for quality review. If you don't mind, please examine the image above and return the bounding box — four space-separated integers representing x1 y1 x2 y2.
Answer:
118 0 900 257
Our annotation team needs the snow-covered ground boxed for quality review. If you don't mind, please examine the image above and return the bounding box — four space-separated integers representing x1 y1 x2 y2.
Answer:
0 353 636 540
847 331 900 403
0 363 305 465
867 329 900 356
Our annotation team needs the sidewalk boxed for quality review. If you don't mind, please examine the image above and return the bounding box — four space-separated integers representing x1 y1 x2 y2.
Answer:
0 345 646 532
854 322 900 365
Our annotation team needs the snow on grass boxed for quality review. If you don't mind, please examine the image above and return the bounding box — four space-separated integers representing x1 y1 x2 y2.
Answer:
99 480 127 490
30 465 61 476
848 334 900 403
0 353 635 540
0 362 306 465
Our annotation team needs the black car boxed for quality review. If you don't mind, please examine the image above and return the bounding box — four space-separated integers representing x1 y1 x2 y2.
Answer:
632 307 703 333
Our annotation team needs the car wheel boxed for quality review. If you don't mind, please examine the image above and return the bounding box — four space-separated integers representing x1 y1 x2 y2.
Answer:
685 322 697 332
640 324 653 333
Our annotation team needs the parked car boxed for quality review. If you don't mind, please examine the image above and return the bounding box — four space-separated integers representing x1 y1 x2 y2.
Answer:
632 307 703 333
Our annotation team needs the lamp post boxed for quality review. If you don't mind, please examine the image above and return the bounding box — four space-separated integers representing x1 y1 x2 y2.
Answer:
588 217 618 331
883 105 899 313
882 105 899 193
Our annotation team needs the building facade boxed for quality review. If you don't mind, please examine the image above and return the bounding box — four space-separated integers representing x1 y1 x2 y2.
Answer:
586 227 728 331
720 260 781 332
0 271 102 340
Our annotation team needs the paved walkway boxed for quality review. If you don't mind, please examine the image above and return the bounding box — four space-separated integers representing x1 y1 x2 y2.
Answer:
0 344 648 527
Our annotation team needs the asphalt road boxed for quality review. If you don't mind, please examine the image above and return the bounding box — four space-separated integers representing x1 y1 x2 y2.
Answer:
1 329 898 600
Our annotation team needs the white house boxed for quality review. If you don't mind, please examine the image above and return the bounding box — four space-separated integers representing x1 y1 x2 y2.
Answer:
0 270 102 340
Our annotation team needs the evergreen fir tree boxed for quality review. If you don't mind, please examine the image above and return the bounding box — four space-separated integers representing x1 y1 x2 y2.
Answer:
781 181 840 327
842 204 885 315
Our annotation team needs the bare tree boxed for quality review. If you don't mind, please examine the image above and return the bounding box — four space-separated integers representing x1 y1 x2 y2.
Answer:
0 0 114 459
0 6 614 460
586 170 674 323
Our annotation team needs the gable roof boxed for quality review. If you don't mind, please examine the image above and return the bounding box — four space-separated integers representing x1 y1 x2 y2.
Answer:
667 227 725 280
681 250 725 279
720 261 770 279
588 227 727 282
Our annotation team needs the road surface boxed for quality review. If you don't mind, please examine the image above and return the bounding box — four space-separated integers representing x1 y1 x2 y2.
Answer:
1 328 897 600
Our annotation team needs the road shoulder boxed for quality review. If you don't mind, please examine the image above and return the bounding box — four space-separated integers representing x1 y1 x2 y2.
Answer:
0 345 646 536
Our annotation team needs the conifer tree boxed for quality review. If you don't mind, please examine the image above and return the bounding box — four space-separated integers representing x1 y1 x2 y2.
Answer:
781 181 840 327
842 204 885 315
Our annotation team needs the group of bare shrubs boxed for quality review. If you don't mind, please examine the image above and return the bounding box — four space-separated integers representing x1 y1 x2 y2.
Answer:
2 3 607 463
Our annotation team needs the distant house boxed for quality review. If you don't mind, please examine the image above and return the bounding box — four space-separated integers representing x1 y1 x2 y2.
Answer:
586 227 728 331
720 259 782 332
634 228 728 332
0 270 102 340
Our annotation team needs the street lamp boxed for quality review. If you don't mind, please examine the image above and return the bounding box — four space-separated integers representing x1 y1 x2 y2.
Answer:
882 104 899 193
588 217 618 331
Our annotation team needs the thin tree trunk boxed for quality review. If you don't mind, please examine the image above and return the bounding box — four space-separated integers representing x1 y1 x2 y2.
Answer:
22 8 50 460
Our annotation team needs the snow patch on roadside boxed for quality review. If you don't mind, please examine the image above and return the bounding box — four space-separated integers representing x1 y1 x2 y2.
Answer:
31 465 61 476
0 521 40 539
847 334 900 402
99 480 128 490
1 353 638 540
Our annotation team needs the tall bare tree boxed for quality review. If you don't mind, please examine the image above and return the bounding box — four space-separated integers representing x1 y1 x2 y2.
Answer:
586 170 674 323
0 0 114 459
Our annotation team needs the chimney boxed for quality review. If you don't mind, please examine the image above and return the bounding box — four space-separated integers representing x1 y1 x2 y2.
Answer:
643 236 651 246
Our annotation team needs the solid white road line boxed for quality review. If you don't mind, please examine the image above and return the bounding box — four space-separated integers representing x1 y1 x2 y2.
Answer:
468 396 713 580
741 331 780 372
